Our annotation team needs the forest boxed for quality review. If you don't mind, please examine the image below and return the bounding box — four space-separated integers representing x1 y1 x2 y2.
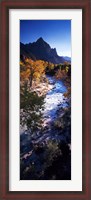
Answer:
20 57 71 180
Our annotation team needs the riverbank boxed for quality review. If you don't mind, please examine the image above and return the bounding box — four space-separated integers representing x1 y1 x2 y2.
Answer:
32 80 54 96
20 75 71 180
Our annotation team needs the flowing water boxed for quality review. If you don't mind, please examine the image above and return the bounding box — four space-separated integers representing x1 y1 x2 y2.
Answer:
20 76 69 171
20 76 68 149
43 75 67 124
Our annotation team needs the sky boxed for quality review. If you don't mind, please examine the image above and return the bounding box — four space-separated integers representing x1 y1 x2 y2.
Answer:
20 20 71 57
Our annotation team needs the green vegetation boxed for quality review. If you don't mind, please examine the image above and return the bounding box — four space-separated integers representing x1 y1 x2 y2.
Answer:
20 82 44 133
20 58 71 180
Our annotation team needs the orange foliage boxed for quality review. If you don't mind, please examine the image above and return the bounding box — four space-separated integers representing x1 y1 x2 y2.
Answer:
20 58 45 86
55 69 67 80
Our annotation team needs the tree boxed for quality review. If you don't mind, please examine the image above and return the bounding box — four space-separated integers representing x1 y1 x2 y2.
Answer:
21 58 45 87
20 60 30 83
55 69 67 80
20 82 44 134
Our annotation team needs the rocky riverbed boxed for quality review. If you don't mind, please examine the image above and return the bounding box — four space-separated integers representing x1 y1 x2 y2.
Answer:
20 75 71 180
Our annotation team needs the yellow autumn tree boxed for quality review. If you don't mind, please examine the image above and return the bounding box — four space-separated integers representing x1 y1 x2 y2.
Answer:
20 59 45 87
20 60 30 83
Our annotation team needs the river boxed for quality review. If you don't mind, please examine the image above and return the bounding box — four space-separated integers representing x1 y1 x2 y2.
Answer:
20 76 71 180
43 75 68 126
20 75 69 151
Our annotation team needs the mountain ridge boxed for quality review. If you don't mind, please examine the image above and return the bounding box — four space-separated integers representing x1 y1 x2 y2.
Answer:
20 38 71 64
